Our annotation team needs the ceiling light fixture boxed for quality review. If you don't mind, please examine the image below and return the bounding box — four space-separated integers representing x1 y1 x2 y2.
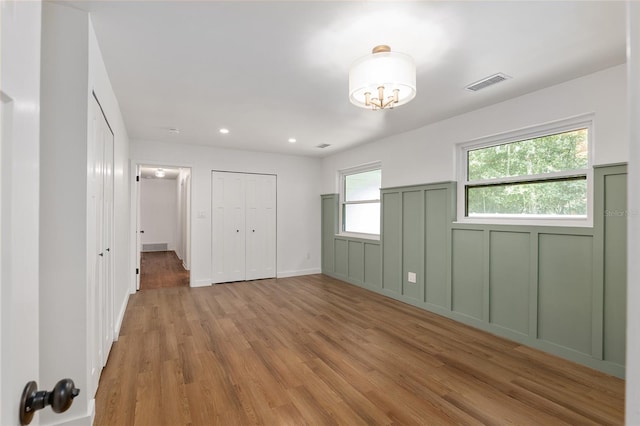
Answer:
288 138 297 143
219 128 229 134
155 168 165 178
349 45 416 110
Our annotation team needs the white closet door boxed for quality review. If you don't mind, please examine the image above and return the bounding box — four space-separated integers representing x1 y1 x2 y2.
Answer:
101 119 114 366
212 172 246 283
246 174 276 280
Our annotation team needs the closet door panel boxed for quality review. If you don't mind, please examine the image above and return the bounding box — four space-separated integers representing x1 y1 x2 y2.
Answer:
212 172 246 283
246 174 276 280
213 172 275 283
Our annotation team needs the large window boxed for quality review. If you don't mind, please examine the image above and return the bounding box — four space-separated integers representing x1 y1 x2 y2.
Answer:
458 116 592 225
340 164 381 235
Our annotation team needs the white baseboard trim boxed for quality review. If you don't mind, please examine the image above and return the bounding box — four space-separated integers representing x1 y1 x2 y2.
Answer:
192 278 212 287
277 268 321 278
52 399 94 425
113 291 130 341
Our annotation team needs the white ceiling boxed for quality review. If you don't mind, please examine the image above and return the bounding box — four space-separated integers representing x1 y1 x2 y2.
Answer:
139 166 181 180
69 1 626 157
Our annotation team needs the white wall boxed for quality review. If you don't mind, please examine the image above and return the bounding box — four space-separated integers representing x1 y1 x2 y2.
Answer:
39 4 130 424
321 64 628 193
40 4 90 423
626 2 640 424
140 178 177 250
131 141 321 287
88 18 131 349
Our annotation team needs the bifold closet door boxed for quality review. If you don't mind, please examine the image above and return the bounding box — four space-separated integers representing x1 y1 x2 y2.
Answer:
212 171 276 284
212 172 246 283
245 174 276 280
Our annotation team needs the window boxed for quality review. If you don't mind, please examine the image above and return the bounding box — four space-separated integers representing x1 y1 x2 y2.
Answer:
340 164 381 235
458 116 592 225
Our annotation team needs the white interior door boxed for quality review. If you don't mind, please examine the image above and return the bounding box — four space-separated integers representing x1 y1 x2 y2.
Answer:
87 93 115 395
0 1 42 423
100 102 114 366
87 95 105 397
246 174 276 280
212 171 246 283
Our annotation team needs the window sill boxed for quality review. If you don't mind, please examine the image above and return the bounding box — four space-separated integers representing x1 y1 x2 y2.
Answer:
454 216 593 228
335 232 380 241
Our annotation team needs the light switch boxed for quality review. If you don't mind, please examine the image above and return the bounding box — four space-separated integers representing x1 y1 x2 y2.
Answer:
408 272 416 283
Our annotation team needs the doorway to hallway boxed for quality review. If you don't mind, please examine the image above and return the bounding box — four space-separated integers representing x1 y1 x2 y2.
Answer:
136 165 191 290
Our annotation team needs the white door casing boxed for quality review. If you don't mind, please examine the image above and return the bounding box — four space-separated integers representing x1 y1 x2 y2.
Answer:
0 0 42 423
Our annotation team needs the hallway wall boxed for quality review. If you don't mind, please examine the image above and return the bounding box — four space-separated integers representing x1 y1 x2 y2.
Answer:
39 3 131 424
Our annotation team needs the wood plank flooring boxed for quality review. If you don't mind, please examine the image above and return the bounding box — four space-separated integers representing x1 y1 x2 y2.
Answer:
95 275 624 425
140 251 189 290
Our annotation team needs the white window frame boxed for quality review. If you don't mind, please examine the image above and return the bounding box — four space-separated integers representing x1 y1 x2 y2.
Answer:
338 161 382 239
456 114 594 227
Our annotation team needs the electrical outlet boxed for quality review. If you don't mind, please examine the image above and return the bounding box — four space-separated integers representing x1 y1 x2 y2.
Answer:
408 272 416 283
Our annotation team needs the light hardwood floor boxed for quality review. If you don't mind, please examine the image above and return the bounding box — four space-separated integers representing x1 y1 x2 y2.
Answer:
140 251 189 290
95 274 624 425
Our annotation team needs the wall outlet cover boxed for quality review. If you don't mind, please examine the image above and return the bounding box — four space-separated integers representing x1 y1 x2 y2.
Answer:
408 272 417 283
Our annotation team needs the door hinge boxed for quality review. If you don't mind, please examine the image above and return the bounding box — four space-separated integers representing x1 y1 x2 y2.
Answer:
136 268 139 275
136 175 140 182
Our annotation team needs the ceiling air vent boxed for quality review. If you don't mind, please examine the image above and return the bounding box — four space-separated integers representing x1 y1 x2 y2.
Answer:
465 73 511 92
316 144 331 149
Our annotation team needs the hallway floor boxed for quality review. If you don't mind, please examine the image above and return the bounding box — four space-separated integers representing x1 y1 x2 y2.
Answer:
140 251 189 290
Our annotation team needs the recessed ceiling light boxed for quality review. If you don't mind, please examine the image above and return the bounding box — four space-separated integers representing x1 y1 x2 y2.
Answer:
219 128 230 134
288 138 297 143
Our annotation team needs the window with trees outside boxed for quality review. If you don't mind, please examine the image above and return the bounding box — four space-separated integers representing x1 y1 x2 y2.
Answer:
459 117 592 224
340 165 381 236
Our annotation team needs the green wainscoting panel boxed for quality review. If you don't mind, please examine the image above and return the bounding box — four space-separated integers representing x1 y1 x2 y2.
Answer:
320 165 627 378
348 240 364 284
334 239 348 277
402 190 425 302
382 191 402 294
364 243 382 288
538 234 593 355
489 231 530 335
321 194 338 274
601 167 627 365
452 229 484 320
425 189 449 308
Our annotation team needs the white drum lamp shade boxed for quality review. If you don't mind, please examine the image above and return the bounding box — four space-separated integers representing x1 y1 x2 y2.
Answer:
349 45 416 110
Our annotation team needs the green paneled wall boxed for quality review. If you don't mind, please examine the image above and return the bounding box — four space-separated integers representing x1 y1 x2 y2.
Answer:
489 231 530 335
596 165 628 365
538 234 593 354
321 194 382 290
382 192 402 294
321 195 338 273
425 189 449 308
402 190 424 302
320 164 627 378
452 229 484 320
